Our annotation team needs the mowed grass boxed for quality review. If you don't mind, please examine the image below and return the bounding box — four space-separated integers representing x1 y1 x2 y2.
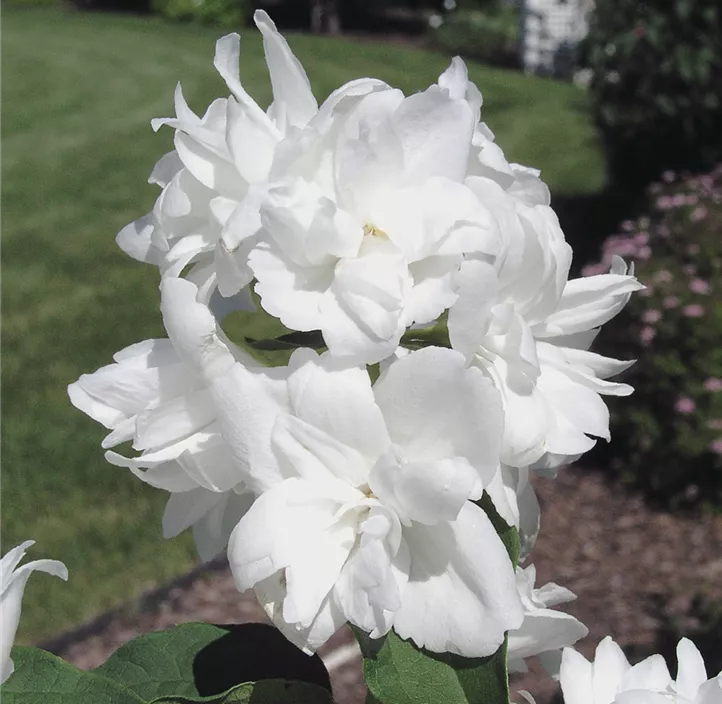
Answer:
1 5 605 643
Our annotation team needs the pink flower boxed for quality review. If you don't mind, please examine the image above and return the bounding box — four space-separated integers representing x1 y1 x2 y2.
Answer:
687 244 701 255
685 194 699 206
642 309 661 324
634 231 649 245
656 195 674 210
683 304 705 318
662 170 676 183
639 286 654 297
582 263 607 277
654 270 673 283
683 265 697 276
704 378 722 392
689 278 710 294
637 245 652 260
621 220 635 232
675 397 696 414
691 206 708 222
640 326 656 345
672 194 687 207
657 224 671 238
709 440 722 456
663 296 679 309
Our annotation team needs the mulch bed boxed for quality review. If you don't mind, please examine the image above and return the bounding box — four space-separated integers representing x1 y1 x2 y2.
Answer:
42 466 722 704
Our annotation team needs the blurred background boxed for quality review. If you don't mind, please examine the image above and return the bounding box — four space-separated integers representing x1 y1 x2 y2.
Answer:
2 0 721 700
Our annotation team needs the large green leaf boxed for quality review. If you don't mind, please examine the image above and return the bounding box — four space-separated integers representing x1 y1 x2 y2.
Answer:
148 680 333 704
356 630 509 704
96 623 331 700
94 623 227 700
2 646 145 704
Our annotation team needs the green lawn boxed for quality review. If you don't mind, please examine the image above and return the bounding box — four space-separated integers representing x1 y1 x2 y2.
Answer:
1 4 605 643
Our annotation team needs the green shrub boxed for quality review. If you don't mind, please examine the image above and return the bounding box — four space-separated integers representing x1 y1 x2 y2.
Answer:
428 6 519 68
151 0 248 29
587 166 722 510
584 0 722 190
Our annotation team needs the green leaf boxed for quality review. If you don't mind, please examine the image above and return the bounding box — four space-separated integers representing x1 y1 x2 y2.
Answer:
97 623 331 701
148 679 334 704
476 492 520 568
2 646 145 704
355 630 509 704
94 623 227 701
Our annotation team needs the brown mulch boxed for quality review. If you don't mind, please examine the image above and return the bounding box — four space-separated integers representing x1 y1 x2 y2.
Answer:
43 467 722 704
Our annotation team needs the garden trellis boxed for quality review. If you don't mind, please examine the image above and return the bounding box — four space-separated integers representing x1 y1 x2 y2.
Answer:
520 0 592 76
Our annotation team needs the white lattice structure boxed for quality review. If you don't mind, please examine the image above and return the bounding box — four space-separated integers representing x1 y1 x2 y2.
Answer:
520 0 593 77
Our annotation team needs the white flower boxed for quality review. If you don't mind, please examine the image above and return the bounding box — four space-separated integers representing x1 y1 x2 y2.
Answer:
560 637 722 704
117 12 388 309
429 13 444 28
249 59 497 364
507 565 587 677
1 541 67 683
225 346 523 655
451 130 643 469
68 278 283 560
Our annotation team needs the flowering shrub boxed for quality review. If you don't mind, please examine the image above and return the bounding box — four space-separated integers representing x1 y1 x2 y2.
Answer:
1 11 720 704
586 166 722 509
584 0 722 190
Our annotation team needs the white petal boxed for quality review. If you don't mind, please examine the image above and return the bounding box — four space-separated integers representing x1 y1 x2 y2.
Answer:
212 33 279 138
374 347 503 485
560 647 595 704
592 637 631 704
162 487 226 539
320 237 411 364
370 455 481 525
393 84 475 186
228 478 359 632
621 655 672 693
272 414 372 488
536 266 644 338
695 676 722 704
134 389 215 451
225 97 277 183
676 638 708 701
448 258 498 360
255 573 347 654
116 212 164 265
1 543 67 684
149 150 184 187
254 10 317 131
391 501 523 656
160 278 238 377
209 360 289 493
192 489 255 561
250 243 332 332
286 349 390 464
508 610 588 662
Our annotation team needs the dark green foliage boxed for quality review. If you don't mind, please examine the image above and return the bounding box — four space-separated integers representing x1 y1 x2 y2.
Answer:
150 0 248 29
589 165 722 509
3 623 333 703
428 5 519 68
584 0 722 190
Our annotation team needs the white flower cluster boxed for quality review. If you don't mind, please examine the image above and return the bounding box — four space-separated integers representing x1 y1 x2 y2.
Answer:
68 12 643 664
519 636 722 704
